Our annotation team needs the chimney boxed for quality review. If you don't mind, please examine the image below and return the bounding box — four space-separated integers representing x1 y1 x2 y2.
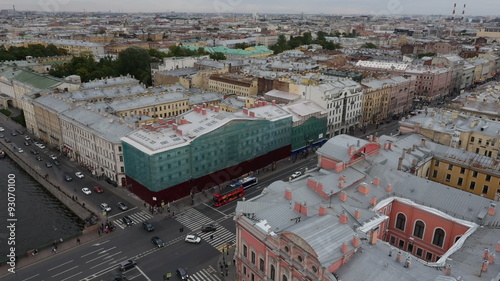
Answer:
202 102 207 108
370 196 377 206
396 251 403 262
272 100 276 106
243 108 249 115
339 211 348 224
348 145 356 156
358 183 369 195
340 191 347 202
300 202 308 216
481 259 489 272
338 181 344 188
496 241 500 252
412 159 418 166
412 144 417 151
354 208 361 219
341 241 349 254
488 203 496 216
352 234 360 247
249 111 255 117
339 175 346 182
398 157 403 171
488 254 495 264
402 149 406 159
444 264 451 276
421 138 426 147
386 184 392 192
370 228 379 245
373 177 380 186
215 106 220 112
384 142 390 150
202 108 207 115
285 187 292 200
484 248 490 260
373 136 379 143
318 205 327 216
368 135 373 142
173 123 178 130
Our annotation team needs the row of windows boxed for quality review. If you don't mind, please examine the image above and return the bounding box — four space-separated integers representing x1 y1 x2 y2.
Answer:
389 235 445 262
432 171 494 195
394 213 446 247
437 161 495 181
470 136 497 146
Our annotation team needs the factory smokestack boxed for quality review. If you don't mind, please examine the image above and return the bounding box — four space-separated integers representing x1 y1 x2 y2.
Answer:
461 4 466 21
452 3 456 21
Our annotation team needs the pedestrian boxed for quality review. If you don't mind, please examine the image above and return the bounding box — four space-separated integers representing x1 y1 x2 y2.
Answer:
220 270 224 277
98 229 101 236
77 238 80 244
172 211 175 217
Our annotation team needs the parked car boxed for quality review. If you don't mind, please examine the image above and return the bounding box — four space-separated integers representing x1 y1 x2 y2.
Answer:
122 216 133 226
24 135 30 141
176 268 189 280
291 171 302 179
54 160 61 166
201 224 217 232
185 234 201 244
82 187 91 195
36 155 43 161
0 126 4 131
31 149 39 155
17 147 23 153
119 259 136 271
64 174 72 182
75 172 84 178
151 236 165 248
45 162 53 168
117 202 128 211
24 141 30 146
142 221 154 232
4 138 11 143
10 131 17 136
0 133 4 138
100 203 111 212
94 186 104 193
49 154 57 160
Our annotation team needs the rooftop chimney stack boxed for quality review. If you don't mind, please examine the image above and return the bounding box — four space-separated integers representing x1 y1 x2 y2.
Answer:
373 177 380 186
496 241 500 252
484 248 490 260
354 208 360 219
340 211 348 224
285 188 292 200
481 259 489 273
352 234 360 247
348 145 356 156
272 100 276 106
370 196 377 206
421 138 426 147
396 251 403 262
341 241 349 254
340 191 347 202
488 203 496 216
444 265 451 276
398 157 403 171
319 205 327 216
358 183 369 195
386 184 392 192
488 253 495 265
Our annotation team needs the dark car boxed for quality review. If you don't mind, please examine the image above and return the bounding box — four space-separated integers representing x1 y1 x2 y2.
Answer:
122 216 133 226
24 140 30 146
107 273 127 281
142 221 154 232
201 224 217 232
45 162 53 168
54 160 61 166
64 175 73 182
31 149 39 155
0 133 4 138
151 236 165 248
36 155 43 161
16 129 25 135
10 131 17 136
4 138 11 143
119 259 136 271
176 268 189 280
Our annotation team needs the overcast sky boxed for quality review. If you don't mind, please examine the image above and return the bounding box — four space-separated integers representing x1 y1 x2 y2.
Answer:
5 0 500 16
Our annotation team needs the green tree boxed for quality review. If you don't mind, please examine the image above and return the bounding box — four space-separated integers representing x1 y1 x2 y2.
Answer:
209 52 226 61
302 32 312 45
234 42 253 49
360 42 378 49
116 47 152 85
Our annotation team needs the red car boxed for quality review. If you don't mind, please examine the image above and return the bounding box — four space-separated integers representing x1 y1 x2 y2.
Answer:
94 186 104 193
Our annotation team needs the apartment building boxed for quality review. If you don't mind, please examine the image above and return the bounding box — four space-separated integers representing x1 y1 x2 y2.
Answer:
405 67 452 102
45 39 105 57
360 79 392 124
207 74 258 97
32 96 71 149
431 54 465 94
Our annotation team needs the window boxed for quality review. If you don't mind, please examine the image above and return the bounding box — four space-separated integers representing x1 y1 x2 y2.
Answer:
470 136 475 142
470 181 476 190
312 266 318 273
454 236 462 243
434 160 440 166
482 185 489 194
432 228 445 247
243 266 246 275
243 245 247 258
416 248 423 257
448 164 453 171
398 240 405 249
270 265 276 280
432 170 438 178
284 246 289 253
259 258 264 271
390 236 396 245
445 174 451 182
297 255 303 262
251 251 256 264
485 175 491 182
251 273 255 281
472 171 478 178
395 213 406 231
426 252 433 261
282 275 288 281
457 177 463 186
413 220 425 239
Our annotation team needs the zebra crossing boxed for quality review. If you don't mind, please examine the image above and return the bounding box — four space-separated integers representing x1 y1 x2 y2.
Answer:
189 267 223 281
113 211 153 229
175 208 236 250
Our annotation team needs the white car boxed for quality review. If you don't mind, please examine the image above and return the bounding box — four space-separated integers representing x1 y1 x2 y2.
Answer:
291 171 302 179
185 235 201 244
0 127 4 132
49 154 57 160
75 172 84 178
17 147 23 153
82 187 91 195
100 203 111 212
24 135 30 141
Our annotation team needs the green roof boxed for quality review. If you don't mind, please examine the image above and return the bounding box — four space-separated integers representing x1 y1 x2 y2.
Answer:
183 45 273 56
10 69 62 90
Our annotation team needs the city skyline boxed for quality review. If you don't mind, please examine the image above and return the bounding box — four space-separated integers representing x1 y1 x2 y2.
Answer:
3 0 500 17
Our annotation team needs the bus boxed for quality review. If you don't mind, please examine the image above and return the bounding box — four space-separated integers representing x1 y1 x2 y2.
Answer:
213 186 244 207
229 176 258 190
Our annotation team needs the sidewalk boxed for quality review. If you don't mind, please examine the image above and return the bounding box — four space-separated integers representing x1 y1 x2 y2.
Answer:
215 246 237 281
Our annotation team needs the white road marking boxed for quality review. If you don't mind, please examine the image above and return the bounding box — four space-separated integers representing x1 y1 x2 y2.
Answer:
48 260 73 271
81 247 104 258
51 265 78 278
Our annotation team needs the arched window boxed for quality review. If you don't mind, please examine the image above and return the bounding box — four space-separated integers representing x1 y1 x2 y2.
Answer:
270 265 275 280
454 236 462 244
395 213 406 231
432 228 445 247
282 275 288 281
413 220 425 239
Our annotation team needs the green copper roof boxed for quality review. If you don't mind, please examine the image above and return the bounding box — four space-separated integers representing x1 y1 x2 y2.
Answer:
183 45 273 56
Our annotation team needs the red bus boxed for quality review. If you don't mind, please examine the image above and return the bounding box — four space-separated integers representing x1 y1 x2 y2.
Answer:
213 186 244 207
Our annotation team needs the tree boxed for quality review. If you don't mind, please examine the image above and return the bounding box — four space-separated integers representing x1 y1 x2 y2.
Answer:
116 47 152 85
302 32 312 45
210 52 226 61
234 42 252 49
360 42 378 49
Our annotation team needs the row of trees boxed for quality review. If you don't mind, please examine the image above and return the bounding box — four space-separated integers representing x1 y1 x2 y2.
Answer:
49 46 228 86
0 44 68 61
270 32 343 54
